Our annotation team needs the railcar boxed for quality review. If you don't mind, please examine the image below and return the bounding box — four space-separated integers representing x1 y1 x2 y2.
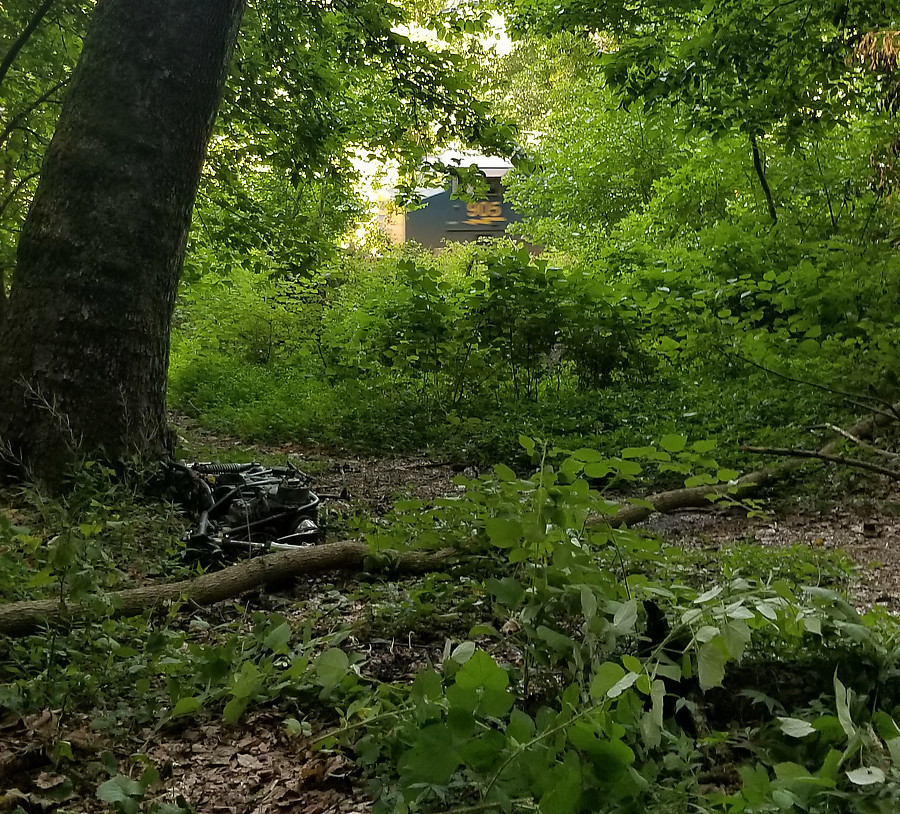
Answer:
380 154 522 248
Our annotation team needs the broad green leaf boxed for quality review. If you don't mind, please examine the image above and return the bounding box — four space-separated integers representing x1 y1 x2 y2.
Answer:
622 654 642 674
608 671 640 698
590 662 626 700
694 586 722 604
170 696 203 718
412 668 443 704
612 598 638 633
263 622 291 652
485 576 525 606
223 696 249 724
660 434 687 452
485 517 522 548
697 638 728 690
455 650 508 692
451 641 476 664
398 724 460 785
97 775 144 804
314 648 350 690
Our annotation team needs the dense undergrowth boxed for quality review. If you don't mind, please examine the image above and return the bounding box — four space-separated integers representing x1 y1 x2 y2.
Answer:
168 231 883 473
1 447 900 813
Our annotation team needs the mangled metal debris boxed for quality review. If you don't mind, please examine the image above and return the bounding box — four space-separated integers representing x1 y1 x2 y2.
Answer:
170 461 320 560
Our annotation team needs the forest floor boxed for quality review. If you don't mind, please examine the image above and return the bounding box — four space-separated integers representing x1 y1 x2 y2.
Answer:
99 418 895 813
6 420 900 813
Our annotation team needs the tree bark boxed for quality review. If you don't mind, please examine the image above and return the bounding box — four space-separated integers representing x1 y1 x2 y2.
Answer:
0 541 453 637
750 134 778 223
0 0 245 483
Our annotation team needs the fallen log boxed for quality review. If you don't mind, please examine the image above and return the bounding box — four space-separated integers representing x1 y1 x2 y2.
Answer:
609 400 900 528
4 403 897 637
0 540 452 637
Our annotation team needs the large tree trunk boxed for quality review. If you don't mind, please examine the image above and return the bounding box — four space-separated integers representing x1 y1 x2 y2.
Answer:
0 0 245 484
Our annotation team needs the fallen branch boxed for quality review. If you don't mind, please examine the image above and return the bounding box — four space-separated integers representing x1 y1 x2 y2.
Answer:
0 540 452 637
740 445 899 479
822 423 900 458
608 400 900 528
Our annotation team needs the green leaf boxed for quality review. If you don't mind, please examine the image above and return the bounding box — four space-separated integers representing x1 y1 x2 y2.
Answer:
660 434 687 452
834 673 857 739
485 517 522 548
694 585 722 604
608 671 640 698
612 598 638 633
263 622 291 652
622 654 642 674
581 586 598 620
539 751 582 814
97 775 144 804
486 576 525 606
399 724 460 785
583 461 612 478
412 668 443 704
223 696 249 724
170 696 203 718
314 648 350 690
455 650 508 692
590 662 626 700
451 641 476 664
493 463 517 481
697 638 728 690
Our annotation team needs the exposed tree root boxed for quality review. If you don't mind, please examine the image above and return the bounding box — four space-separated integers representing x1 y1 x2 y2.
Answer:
0 540 452 637
609 401 900 528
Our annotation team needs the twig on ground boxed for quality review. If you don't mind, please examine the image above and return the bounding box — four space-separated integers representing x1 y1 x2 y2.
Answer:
821 423 900 458
740 445 900 480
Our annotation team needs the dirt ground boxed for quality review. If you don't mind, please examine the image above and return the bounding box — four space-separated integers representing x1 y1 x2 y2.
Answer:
7 426 900 813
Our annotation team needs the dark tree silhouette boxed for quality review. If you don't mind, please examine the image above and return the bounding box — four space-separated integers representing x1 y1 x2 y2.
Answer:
0 0 245 483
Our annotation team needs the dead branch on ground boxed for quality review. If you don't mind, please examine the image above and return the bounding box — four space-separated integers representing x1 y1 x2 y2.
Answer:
0 540 452 637
740 445 900 479
607 400 900 528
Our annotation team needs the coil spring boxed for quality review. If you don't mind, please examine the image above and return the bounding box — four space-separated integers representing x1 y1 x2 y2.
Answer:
194 462 259 474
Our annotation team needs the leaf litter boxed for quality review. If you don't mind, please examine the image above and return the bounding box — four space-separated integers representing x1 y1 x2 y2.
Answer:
6 426 900 810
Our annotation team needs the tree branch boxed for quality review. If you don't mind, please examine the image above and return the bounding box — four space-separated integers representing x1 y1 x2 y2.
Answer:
740 445 900 479
0 172 40 219
604 399 900 528
750 134 778 223
0 0 57 94
822 422 900 458
0 540 454 637
0 80 68 151
735 352 898 419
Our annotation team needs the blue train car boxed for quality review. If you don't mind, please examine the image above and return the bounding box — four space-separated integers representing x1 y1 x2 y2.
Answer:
381 154 522 248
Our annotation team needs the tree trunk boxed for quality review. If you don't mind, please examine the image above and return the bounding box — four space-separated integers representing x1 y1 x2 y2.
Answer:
0 0 245 483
